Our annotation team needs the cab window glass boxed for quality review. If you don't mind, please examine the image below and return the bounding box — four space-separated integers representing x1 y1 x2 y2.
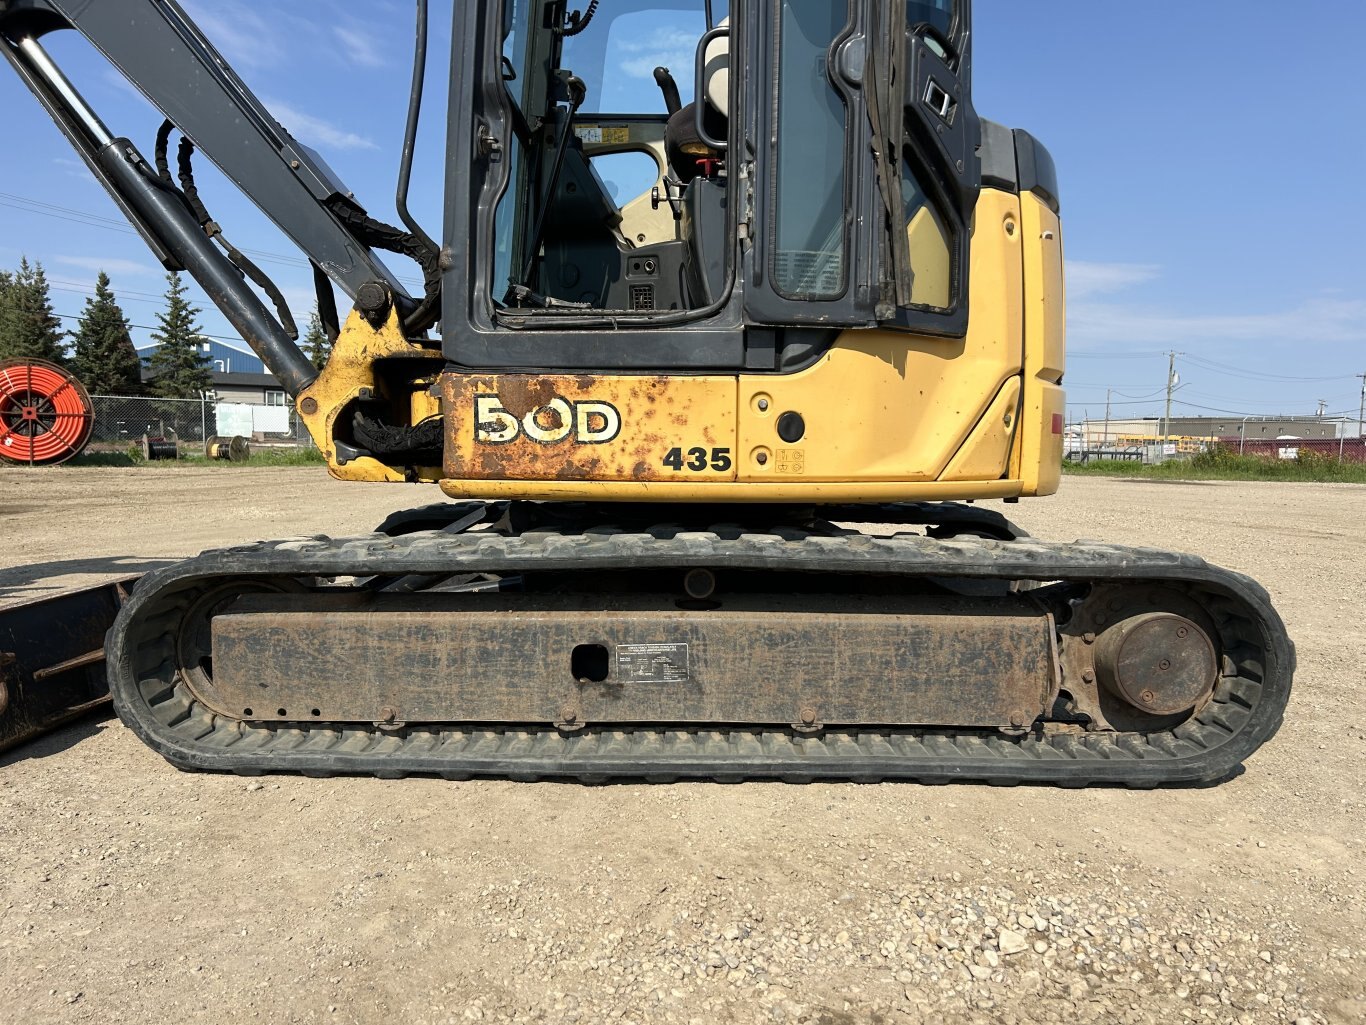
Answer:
900 157 952 311
562 3 720 114
771 0 850 299
590 151 661 204
907 0 954 38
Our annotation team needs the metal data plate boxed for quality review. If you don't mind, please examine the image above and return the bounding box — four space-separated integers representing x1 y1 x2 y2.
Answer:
205 593 1057 729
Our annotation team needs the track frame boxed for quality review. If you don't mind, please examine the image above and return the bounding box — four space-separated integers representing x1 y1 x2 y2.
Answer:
106 509 1294 787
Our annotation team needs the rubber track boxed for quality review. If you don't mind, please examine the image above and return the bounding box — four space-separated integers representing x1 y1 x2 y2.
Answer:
106 527 1294 786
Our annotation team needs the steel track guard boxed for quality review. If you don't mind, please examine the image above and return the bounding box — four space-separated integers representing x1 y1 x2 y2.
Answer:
0 577 138 754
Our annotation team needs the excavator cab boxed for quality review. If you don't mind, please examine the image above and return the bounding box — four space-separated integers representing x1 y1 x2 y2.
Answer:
426 0 1065 502
454 0 984 338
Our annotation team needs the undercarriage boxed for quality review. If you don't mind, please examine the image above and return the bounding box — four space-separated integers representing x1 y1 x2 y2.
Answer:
106 503 1293 786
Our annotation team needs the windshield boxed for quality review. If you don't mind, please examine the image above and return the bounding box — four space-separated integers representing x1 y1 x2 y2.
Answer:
561 1 726 114
491 0 735 315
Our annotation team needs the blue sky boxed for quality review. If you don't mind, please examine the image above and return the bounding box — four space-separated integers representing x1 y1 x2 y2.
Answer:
1 0 1362 423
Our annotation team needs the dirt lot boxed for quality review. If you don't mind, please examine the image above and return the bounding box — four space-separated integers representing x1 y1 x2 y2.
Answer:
1 467 1362 1025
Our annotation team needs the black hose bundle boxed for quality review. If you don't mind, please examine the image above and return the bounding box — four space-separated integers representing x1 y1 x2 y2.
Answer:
154 120 299 340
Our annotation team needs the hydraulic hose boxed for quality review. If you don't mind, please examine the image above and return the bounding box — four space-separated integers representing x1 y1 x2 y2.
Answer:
396 0 438 254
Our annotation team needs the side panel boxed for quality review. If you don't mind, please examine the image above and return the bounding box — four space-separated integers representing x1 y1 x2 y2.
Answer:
735 188 1023 483
208 594 1056 730
940 375 1022 482
1013 194 1066 495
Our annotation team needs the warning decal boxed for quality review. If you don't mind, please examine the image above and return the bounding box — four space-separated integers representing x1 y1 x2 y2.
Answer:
573 125 631 145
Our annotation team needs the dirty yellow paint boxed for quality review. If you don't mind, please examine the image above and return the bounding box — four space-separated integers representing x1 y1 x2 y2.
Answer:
1012 192 1066 496
439 477 1024 503
442 372 737 482
940 375 1022 482
295 308 444 484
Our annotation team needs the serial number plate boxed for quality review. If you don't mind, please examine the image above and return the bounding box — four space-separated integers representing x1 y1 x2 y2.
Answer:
617 642 690 684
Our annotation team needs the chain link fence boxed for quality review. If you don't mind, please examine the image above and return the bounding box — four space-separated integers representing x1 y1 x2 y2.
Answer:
88 394 314 453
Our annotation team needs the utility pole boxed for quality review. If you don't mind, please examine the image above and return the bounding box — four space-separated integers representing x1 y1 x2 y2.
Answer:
1104 389 1112 450
1161 352 1179 458
1358 374 1366 442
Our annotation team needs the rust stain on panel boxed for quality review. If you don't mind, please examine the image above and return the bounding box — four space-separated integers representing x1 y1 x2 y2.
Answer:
442 371 737 483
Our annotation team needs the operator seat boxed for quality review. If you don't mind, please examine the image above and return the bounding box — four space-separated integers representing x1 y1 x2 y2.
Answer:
665 19 728 182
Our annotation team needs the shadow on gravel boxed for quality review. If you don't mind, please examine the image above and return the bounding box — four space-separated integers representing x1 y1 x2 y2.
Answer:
0 715 112 768
0 556 177 601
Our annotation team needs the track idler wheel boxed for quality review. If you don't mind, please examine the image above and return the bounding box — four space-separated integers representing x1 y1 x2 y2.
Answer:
0 359 94 466
1094 612 1217 716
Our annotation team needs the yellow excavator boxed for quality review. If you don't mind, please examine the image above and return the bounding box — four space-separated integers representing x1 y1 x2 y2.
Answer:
0 0 1292 783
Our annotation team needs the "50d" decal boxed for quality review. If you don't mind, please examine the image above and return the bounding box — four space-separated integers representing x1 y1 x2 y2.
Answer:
474 394 622 446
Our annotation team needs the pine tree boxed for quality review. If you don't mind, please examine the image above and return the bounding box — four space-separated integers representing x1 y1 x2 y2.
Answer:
0 270 12 348
72 271 144 395
302 309 332 370
147 272 212 397
0 258 68 365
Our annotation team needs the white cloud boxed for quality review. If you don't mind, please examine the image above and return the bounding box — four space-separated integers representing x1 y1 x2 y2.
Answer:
56 256 155 277
1063 260 1366 354
334 25 389 70
266 100 379 152
1065 260 1161 300
615 27 701 81
180 1 285 69
1070 295 1366 349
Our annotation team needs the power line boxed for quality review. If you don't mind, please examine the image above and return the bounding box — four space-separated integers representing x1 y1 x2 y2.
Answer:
1179 352 1345 384
47 283 176 308
1068 397 1165 407
1069 351 1168 360
0 189 425 288
49 277 171 301
1179 388 1362 408
1172 398 1360 418
48 310 257 348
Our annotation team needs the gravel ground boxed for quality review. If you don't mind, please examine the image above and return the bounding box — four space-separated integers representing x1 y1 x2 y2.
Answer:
0 467 1363 1025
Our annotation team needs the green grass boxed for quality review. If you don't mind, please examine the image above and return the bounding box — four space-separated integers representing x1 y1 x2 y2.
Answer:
61 445 325 468
1064 448 1366 484
63 450 144 467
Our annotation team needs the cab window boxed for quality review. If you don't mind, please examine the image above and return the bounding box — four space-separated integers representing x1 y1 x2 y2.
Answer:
907 0 954 39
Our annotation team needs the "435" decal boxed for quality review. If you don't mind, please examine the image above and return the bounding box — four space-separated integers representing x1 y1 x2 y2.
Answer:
662 447 732 472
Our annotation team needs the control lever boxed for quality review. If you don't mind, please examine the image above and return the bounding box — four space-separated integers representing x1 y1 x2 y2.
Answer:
653 67 682 115
650 177 685 221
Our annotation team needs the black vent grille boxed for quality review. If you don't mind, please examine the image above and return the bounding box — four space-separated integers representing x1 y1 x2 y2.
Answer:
630 284 655 311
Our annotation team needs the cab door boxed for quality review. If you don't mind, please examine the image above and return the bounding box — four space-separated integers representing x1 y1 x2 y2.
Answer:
882 0 980 337
740 0 978 335
741 0 875 328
